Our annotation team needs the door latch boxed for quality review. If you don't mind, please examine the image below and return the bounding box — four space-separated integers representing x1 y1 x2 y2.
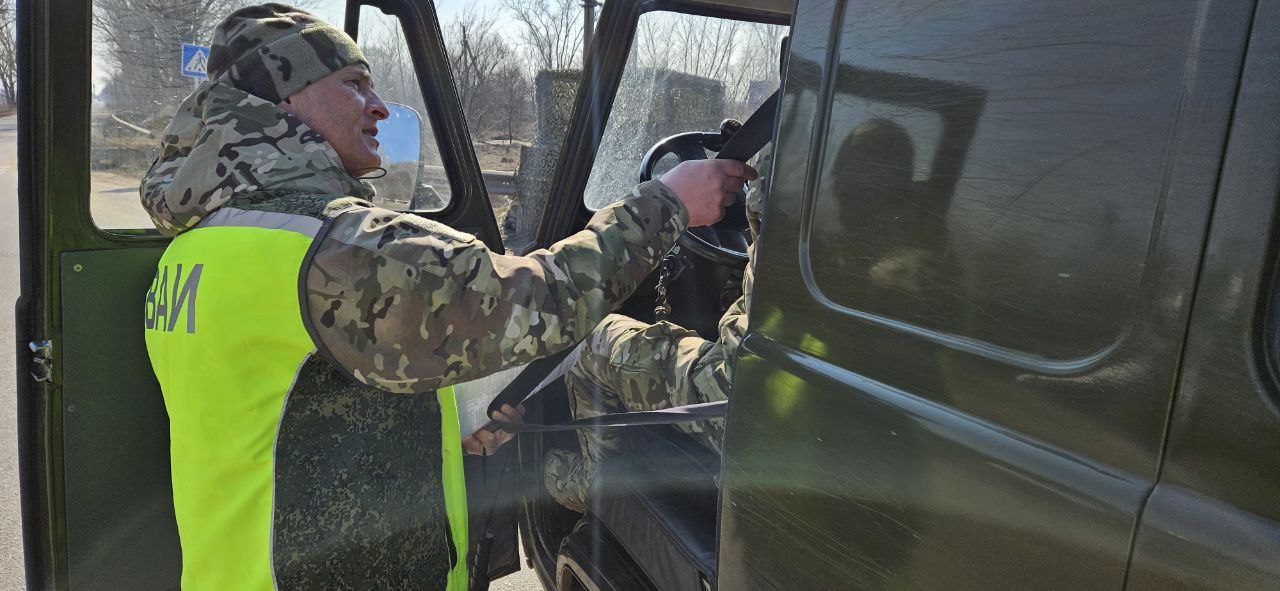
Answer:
29 340 53 383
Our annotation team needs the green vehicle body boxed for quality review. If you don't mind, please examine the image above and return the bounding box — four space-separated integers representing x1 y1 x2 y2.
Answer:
15 0 1280 589
717 0 1280 588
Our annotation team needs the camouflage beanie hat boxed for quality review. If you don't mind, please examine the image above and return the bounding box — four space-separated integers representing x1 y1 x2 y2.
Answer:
207 3 367 104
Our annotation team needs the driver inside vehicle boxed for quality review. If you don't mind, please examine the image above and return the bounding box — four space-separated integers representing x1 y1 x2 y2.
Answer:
542 153 767 513
543 115 934 512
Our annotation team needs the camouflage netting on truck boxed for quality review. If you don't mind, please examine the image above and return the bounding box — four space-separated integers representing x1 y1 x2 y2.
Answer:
503 69 582 253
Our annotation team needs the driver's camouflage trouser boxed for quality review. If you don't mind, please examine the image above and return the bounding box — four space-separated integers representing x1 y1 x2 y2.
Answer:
545 262 753 513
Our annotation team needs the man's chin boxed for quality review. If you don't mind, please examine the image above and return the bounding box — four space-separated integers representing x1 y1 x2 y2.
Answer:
344 156 383 177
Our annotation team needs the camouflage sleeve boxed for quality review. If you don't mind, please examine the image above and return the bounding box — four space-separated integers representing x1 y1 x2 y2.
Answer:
714 242 754 369
303 180 689 393
566 149 767 422
745 143 771 239
570 157 763 407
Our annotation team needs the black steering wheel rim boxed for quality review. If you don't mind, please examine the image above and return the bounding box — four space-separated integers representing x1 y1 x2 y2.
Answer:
638 131 751 268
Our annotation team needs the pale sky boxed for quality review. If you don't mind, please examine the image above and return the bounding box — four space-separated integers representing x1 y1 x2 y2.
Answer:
312 0 518 32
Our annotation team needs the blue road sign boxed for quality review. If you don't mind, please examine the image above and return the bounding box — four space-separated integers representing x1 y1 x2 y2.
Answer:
181 43 210 79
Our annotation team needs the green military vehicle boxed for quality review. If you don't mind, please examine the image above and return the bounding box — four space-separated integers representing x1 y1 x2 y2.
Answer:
15 0 1280 588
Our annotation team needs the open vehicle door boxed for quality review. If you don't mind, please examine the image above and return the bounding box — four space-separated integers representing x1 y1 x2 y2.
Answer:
502 0 792 587
14 0 520 587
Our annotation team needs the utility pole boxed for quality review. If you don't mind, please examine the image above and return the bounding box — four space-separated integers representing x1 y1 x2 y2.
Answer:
582 0 601 67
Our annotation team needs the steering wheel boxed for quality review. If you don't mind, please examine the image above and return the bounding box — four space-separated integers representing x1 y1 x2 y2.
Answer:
638 125 752 268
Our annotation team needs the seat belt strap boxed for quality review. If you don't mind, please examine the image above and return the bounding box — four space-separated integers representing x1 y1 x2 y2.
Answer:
494 400 727 433
716 90 779 162
485 346 578 418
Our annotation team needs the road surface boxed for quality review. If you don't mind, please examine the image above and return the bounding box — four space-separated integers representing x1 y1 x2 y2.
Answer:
0 113 543 589
0 114 26 590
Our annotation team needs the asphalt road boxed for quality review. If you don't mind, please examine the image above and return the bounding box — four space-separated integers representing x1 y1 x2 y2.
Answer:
0 114 27 590
0 113 541 590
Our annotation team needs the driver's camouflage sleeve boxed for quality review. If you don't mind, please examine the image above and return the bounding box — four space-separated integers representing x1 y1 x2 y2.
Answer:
304 180 689 393
545 150 768 513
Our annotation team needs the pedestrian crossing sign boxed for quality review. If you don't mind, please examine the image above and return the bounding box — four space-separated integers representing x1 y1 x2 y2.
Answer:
181 43 210 79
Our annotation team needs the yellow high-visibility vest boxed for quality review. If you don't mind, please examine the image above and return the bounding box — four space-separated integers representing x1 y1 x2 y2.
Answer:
144 207 468 590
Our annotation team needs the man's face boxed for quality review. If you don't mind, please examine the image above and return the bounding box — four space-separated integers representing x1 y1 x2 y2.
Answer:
279 64 388 174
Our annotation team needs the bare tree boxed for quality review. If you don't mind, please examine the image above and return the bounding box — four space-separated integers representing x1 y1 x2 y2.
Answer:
634 13 742 80
446 8 519 135
633 16 673 72
632 14 783 115
672 16 742 81
0 0 16 107
359 16 419 109
730 22 784 112
493 65 532 148
502 0 582 72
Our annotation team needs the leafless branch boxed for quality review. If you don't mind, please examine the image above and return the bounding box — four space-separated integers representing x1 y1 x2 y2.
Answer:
502 0 583 72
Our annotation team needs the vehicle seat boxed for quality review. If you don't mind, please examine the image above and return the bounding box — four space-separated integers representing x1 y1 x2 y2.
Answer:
587 425 721 590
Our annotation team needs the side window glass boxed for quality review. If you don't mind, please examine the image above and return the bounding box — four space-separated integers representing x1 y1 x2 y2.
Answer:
439 6 548 251
89 1 200 229
356 6 451 211
806 0 1201 358
583 13 786 209
88 3 452 231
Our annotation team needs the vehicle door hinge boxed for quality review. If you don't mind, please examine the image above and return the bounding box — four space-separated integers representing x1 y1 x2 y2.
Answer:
28 340 53 384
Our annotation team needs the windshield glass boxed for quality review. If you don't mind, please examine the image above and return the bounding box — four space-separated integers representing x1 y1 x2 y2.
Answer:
583 12 786 209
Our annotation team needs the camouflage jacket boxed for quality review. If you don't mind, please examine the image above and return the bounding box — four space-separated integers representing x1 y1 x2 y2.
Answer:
141 82 687 587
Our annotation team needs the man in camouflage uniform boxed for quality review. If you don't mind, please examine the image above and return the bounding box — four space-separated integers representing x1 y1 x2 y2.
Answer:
141 4 752 588
545 156 769 513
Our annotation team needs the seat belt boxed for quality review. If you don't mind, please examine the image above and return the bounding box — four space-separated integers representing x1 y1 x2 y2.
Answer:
716 89 778 163
485 346 578 418
496 401 727 433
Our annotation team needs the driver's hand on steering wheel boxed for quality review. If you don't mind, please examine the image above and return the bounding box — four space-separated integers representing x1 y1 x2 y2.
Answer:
462 404 526 455
659 160 759 227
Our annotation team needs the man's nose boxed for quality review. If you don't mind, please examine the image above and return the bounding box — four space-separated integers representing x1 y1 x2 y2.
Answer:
368 91 389 121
